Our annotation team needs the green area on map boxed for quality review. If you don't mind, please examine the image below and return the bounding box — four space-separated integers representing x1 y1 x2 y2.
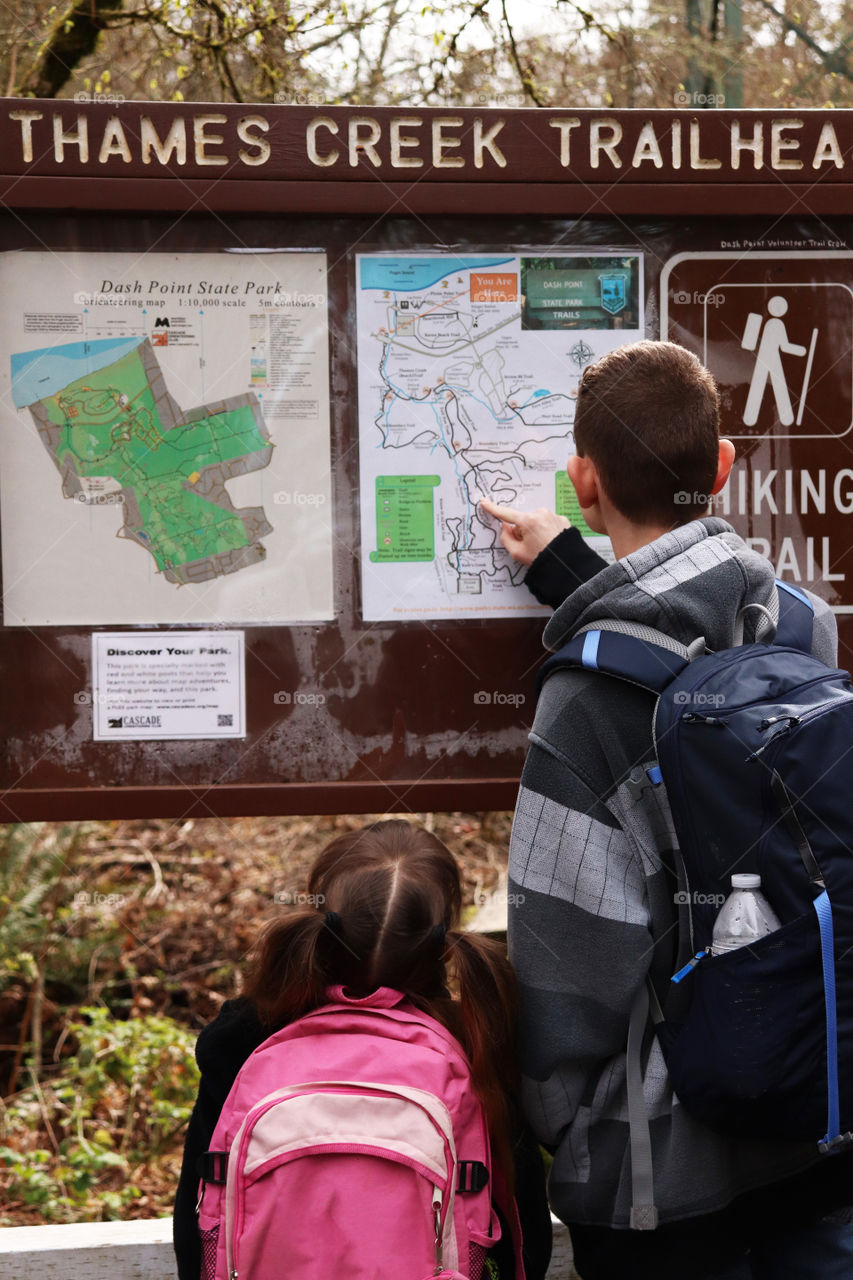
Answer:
46 346 267 573
556 471 596 536
370 475 439 562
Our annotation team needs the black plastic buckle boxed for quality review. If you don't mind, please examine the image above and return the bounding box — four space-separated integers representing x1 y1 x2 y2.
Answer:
457 1160 489 1193
196 1150 229 1184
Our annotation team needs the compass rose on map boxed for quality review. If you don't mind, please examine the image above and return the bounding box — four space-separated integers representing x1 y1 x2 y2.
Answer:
569 339 594 368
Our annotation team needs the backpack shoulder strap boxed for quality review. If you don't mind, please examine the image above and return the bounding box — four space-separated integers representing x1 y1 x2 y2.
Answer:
626 981 659 1230
537 619 696 698
774 579 815 653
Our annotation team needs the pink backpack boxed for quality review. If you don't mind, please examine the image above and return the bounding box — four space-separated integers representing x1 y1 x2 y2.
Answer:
195 985 525 1280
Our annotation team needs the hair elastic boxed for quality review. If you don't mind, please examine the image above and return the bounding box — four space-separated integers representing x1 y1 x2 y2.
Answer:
428 922 447 949
324 910 343 936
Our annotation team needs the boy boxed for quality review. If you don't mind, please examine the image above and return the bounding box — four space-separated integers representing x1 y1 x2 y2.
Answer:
492 341 852 1279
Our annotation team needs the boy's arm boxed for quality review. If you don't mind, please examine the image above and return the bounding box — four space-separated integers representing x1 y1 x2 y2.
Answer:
479 497 607 608
524 527 608 608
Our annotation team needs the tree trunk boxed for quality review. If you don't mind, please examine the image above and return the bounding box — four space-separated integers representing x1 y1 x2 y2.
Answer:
722 0 744 107
17 0 125 99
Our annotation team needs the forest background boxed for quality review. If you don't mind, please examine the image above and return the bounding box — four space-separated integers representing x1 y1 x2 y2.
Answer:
1 0 851 1231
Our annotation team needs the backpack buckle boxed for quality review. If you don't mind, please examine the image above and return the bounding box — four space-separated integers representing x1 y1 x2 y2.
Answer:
196 1150 229 1184
818 1132 853 1155
457 1160 489 1193
627 766 662 799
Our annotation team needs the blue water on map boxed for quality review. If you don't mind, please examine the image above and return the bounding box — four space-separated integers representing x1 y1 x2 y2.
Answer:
11 337 144 407
533 389 550 397
360 257 514 292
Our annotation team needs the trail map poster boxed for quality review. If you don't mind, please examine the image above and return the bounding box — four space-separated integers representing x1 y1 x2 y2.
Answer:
356 251 643 621
0 250 333 625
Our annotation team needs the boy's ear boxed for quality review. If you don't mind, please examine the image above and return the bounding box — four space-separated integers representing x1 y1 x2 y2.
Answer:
567 453 600 510
711 439 736 495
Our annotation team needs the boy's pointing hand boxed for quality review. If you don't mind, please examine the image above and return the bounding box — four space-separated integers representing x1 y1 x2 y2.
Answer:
479 497 570 566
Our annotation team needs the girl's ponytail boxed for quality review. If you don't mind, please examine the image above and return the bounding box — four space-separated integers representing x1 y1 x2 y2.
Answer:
446 930 520 1189
244 911 336 1028
243 822 523 1191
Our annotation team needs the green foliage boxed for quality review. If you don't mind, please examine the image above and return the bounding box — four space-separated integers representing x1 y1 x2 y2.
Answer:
0 1008 199 1224
0 823 82 989
0 822 125 1012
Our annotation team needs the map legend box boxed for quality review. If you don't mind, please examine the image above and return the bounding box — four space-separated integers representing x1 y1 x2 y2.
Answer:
370 475 439 562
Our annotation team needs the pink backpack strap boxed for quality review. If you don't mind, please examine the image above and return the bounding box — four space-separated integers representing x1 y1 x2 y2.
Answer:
324 984 407 1008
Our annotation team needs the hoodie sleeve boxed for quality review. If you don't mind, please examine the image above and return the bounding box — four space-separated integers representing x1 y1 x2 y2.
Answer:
506 730 654 1156
524 527 607 610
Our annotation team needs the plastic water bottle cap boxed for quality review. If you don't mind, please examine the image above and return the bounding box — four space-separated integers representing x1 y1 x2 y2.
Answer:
731 873 761 889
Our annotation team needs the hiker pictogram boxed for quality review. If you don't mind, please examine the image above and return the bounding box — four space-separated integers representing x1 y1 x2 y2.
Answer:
741 295 818 428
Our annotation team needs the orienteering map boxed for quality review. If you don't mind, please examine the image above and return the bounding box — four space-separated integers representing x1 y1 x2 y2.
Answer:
16 338 272 587
357 252 643 620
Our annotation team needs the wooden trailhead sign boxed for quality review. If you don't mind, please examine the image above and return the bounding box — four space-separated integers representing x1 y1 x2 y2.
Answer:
2 102 853 821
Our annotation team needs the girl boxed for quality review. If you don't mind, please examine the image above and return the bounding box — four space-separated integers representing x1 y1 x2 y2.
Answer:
173 819 551 1280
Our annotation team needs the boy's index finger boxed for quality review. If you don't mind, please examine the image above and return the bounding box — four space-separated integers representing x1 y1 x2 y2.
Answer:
479 497 524 523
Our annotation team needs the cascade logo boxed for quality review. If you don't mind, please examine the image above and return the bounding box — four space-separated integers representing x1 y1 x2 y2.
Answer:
107 715 162 729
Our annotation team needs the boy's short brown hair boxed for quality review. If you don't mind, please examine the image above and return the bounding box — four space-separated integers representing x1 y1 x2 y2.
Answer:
573 340 721 526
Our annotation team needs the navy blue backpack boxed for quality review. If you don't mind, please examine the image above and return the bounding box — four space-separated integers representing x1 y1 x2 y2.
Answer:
539 581 853 1168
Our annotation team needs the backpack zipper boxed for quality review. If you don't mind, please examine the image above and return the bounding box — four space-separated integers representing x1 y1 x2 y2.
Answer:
671 948 710 983
227 1084 456 1278
757 693 852 876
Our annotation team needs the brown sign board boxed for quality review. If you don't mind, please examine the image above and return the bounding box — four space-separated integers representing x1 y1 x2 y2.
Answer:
1 101 853 821
3 103 853 213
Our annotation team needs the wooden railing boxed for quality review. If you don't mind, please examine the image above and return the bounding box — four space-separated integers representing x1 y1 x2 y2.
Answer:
0 1214 575 1278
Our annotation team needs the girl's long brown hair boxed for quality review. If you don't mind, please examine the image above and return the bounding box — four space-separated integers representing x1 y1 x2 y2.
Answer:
244 820 520 1185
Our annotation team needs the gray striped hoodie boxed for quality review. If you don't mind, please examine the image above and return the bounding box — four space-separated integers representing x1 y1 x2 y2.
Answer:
507 517 839 1229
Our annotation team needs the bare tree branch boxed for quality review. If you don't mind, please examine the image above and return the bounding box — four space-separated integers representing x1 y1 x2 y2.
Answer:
501 0 547 105
754 0 853 81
